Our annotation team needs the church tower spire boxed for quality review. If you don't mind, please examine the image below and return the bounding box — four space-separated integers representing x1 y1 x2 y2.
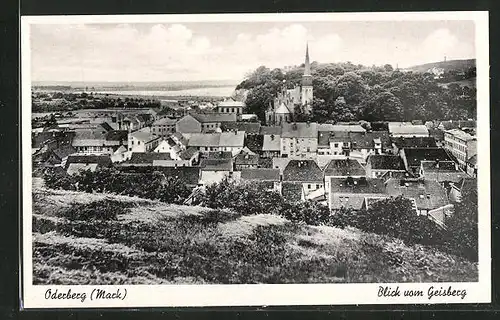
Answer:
301 42 313 106
304 42 311 76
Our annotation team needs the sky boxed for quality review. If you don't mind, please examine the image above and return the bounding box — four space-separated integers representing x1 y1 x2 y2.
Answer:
30 19 476 83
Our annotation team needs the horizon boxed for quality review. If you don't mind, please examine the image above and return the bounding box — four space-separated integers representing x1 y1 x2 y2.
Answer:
30 20 475 83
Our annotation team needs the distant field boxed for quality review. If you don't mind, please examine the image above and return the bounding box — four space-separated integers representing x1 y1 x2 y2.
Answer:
32 185 477 284
438 77 476 89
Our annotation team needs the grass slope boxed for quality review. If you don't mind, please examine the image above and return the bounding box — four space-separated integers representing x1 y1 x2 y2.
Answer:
32 186 477 285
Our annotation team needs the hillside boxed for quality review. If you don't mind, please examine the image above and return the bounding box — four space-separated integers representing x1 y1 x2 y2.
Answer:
32 186 477 284
405 59 475 73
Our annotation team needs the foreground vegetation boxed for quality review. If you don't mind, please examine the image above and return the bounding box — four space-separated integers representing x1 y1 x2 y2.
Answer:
32 186 477 284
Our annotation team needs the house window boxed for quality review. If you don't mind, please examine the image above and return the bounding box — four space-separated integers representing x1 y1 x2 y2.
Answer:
307 147 311 152
316 184 320 189
334 143 338 148
308 184 311 189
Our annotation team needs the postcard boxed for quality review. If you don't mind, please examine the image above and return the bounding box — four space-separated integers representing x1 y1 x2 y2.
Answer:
21 11 490 308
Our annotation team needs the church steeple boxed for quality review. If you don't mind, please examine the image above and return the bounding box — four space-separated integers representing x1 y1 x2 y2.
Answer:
304 42 311 76
301 42 313 106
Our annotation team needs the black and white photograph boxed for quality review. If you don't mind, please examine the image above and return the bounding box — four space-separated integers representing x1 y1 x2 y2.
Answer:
21 12 490 307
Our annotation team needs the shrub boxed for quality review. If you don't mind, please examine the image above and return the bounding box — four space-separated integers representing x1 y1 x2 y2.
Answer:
60 199 130 221
332 196 443 246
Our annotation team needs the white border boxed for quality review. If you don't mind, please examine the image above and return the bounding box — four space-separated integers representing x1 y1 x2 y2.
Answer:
21 11 491 308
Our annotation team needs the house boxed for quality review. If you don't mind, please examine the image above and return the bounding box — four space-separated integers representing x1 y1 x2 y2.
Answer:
448 177 477 203
64 155 112 175
385 178 449 215
33 144 77 169
234 147 259 170
240 168 281 192
388 123 429 137
199 158 236 185
283 159 324 201
72 130 121 155
365 155 406 179
280 122 318 157
187 132 244 155
120 152 173 167
191 113 238 133
323 159 366 178
466 154 477 177
438 120 476 131
216 99 245 115
128 128 161 153
443 129 477 168
151 117 177 138
219 131 245 155
176 114 203 134
322 131 390 159
419 160 468 184
400 148 454 176
110 145 128 163
391 136 437 154
154 137 183 157
262 134 281 158
328 177 387 211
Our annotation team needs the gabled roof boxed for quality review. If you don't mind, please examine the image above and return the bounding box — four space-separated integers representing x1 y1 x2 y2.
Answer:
218 98 245 107
391 136 437 149
319 124 366 133
324 159 366 177
444 129 476 141
64 155 112 170
191 113 237 123
260 126 282 135
281 122 318 139
329 177 386 194
179 147 199 160
130 128 160 143
205 151 233 159
187 133 220 147
99 122 114 132
128 152 172 164
105 130 128 141
51 145 76 160
367 155 405 170
386 179 448 210
200 158 233 171
219 131 245 147
153 117 177 125
235 149 259 165
275 102 292 114
402 148 454 167
221 122 261 134
467 154 477 166
283 160 323 182
240 168 280 181
262 134 281 151
388 124 429 136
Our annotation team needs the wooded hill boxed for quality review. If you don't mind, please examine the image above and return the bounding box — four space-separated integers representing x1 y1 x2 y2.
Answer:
238 61 476 124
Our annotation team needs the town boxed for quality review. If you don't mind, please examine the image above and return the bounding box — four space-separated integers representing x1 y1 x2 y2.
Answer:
32 45 477 231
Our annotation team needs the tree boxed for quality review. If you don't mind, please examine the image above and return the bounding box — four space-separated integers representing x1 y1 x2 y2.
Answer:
444 186 478 261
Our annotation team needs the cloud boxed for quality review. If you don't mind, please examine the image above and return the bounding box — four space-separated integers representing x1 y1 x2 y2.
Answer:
30 23 343 82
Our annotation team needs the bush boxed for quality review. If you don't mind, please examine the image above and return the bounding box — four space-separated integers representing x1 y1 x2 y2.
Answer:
42 167 191 205
60 199 130 221
332 196 443 246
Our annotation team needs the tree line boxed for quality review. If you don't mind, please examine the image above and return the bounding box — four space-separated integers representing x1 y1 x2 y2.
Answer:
238 62 476 124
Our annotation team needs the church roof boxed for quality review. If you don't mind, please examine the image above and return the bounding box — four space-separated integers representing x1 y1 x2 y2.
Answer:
275 102 291 114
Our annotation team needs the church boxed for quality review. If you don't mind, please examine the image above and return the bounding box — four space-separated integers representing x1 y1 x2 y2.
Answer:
265 44 314 125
